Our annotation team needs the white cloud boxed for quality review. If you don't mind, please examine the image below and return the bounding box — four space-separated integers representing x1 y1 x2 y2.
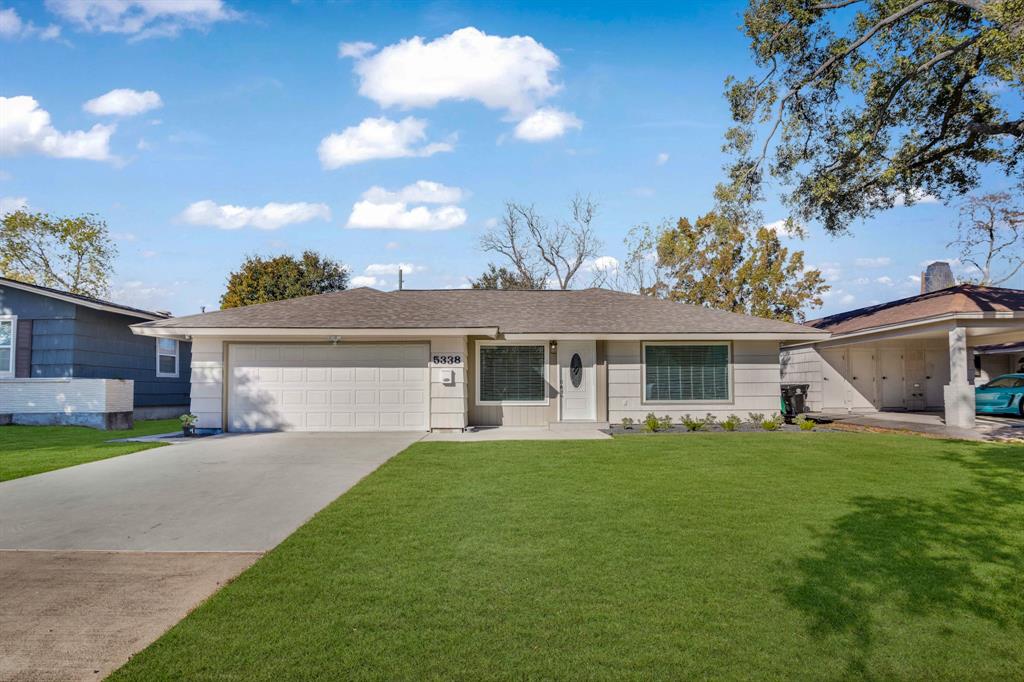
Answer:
893 188 940 206
385 241 400 250
841 293 856 305
346 182 467 231
808 261 842 281
84 89 163 117
0 96 115 162
46 0 238 39
362 180 465 204
0 195 27 214
364 262 426 276
180 200 331 230
764 218 802 238
876 276 894 286
513 107 581 142
108 279 172 310
351 275 386 288
0 6 61 41
632 187 655 198
583 255 619 273
656 152 669 165
318 116 453 169
338 40 375 59
352 26 561 116
855 256 891 268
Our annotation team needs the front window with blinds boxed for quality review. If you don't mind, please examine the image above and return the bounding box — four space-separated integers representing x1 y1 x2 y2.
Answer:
644 343 730 402
156 338 179 378
478 344 546 403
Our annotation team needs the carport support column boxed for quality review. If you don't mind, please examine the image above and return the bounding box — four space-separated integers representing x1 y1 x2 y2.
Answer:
943 326 975 428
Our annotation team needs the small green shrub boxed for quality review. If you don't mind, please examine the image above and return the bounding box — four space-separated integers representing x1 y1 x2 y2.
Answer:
659 414 674 431
703 413 718 429
747 412 765 427
644 412 661 432
680 414 706 432
795 414 816 431
761 414 783 431
621 416 634 430
180 413 198 427
721 414 741 431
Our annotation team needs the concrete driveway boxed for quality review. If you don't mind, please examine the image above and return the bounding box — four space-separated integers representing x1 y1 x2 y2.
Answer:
0 431 422 551
0 431 421 681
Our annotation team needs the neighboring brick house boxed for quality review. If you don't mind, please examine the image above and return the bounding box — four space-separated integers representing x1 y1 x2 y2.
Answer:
1 277 192 423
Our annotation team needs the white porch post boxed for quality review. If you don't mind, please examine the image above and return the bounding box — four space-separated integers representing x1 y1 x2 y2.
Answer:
943 326 975 428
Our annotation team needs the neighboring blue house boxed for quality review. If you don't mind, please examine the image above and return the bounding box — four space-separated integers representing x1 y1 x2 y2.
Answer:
0 276 192 421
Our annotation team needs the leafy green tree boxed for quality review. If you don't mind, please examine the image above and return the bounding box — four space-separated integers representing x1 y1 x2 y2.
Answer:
0 211 117 298
469 263 545 289
220 251 349 309
650 212 828 322
722 0 1024 234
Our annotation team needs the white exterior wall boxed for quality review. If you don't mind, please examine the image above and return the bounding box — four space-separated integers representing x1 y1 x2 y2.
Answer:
782 338 956 413
607 340 782 423
189 337 224 429
188 336 468 432
430 337 467 431
0 378 133 414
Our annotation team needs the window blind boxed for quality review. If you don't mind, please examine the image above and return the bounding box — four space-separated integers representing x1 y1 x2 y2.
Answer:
479 345 545 402
645 344 729 401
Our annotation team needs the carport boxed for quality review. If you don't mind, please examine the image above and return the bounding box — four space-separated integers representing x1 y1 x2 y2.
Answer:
782 282 1024 428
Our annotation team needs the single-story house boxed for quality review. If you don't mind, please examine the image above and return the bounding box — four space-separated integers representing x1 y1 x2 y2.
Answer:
0 276 192 427
781 272 1024 428
130 287 827 433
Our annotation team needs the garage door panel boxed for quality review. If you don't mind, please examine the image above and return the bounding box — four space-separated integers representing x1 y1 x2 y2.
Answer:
228 343 428 432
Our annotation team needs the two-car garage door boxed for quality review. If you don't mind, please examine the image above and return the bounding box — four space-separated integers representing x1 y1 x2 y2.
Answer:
227 343 429 432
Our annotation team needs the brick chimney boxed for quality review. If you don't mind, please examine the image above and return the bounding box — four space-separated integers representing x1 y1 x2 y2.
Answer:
921 261 955 294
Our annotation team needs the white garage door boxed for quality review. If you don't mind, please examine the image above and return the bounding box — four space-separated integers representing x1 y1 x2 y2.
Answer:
227 343 429 432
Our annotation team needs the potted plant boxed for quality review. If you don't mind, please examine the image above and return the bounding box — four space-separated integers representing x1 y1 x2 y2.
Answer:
180 413 198 437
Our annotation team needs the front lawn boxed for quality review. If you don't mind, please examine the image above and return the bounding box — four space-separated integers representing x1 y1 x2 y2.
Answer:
0 419 179 481
112 433 1023 680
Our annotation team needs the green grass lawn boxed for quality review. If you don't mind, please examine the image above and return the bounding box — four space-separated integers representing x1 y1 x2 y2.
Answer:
0 419 179 481
112 433 1023 680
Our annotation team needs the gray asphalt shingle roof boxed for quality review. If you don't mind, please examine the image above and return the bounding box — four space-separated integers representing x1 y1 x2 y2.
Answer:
136 287 822 336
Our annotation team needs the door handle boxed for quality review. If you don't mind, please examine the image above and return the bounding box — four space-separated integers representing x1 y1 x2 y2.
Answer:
882 376 887 380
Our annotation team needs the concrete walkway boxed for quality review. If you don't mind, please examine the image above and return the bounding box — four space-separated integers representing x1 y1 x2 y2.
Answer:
423 425 611 441
0 431 420 681
815 410 1024 441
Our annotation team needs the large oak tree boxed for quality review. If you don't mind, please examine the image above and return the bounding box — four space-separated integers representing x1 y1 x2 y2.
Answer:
220 251 349 309
722 0 1024 234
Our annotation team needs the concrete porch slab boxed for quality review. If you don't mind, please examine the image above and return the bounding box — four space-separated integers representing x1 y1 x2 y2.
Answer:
811 410 1024 442
424 426 611 441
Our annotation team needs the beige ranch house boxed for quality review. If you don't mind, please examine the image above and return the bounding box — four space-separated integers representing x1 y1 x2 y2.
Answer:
131 288 826 433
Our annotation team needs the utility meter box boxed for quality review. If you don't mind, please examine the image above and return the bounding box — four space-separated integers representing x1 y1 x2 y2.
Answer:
441 368 456 386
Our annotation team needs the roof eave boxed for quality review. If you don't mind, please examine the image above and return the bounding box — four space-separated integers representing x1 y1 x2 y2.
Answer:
2 278 167 321
130 326 501 339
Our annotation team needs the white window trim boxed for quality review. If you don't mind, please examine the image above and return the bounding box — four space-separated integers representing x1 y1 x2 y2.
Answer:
475 340 550 407
641 340 734 405
156 338 180 378
0 315 16 378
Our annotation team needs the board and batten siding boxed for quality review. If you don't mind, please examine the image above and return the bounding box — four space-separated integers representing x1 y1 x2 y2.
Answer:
607 340 782 422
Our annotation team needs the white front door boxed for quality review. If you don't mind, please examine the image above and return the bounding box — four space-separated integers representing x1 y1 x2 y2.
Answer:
820 349 848 410
849 349 877 410
558 340 596 421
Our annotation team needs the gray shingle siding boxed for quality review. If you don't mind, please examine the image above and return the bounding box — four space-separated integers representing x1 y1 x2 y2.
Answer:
0 283 191 408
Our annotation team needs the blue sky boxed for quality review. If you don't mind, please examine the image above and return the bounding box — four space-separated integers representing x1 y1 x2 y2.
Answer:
2 0 1019 317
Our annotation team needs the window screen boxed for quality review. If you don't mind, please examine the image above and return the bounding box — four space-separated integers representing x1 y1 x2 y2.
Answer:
479 345 546 402
645 344 729 401
0 320 12 374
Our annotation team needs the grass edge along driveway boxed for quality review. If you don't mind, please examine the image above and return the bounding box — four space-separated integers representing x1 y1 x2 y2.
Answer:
0 419 179 481
111 432 1024 680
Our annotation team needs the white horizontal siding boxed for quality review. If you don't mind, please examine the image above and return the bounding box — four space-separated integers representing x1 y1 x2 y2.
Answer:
607 339 782 423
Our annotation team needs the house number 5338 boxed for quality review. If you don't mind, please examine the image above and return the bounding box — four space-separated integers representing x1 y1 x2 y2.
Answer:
432 354 463 365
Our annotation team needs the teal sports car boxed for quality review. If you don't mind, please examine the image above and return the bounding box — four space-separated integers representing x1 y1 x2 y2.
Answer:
975 374 1024 416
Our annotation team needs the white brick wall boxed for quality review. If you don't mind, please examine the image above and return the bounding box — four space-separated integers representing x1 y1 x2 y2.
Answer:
0 378 134 414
